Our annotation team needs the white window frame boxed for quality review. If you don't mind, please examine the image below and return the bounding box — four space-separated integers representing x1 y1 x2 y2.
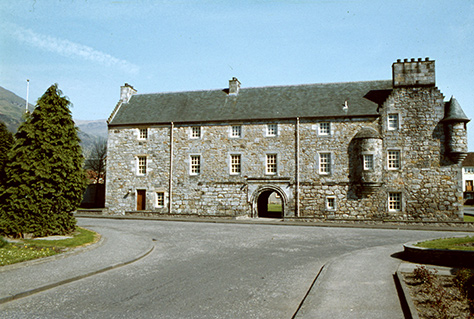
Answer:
326 196 336 211
190 126 201 139
155 192 165 208
388 192 402 211
319 152 331 175
266 154 277 175
137 156 147 175
387 113 399 131
465 167 474 174
230 154 241 175
138 128 148 140
363 154 374 171
387 150 401 170
190 155 201 175
230 125 242 138
266 124 278 137
318 122 331 136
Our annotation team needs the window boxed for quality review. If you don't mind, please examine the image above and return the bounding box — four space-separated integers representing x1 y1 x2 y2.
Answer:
388 114 399 131
267 124 278 137
319 122 330 136
326 197 336 210
191 126 201 139
190 155 200 175
466 180 474 192
465 167 474 174
387 150 401 169
230 154 241 175
266 154 277 175
156 192 165 207
137 156 147 175
388 192 401 211
231 125 242 138
139 128 148 139
363 154 374 170
319 153 331 174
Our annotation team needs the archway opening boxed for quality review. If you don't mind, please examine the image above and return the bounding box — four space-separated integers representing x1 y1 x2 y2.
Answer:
257 190 283 218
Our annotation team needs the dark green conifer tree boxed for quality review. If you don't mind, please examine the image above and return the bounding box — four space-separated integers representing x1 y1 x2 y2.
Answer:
0 84 87 237
0 121 14 184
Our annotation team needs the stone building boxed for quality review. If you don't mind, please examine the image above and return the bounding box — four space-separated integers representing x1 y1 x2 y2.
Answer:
106 58 470 221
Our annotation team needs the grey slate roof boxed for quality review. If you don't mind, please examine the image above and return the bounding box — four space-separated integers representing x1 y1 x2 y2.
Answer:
443 96 470 123
109 80 393 126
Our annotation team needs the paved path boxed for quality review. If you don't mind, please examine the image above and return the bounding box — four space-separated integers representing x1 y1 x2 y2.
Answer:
0 217 471 318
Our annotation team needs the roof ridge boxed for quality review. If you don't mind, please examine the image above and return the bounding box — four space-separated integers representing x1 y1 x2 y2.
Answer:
132 79 391 97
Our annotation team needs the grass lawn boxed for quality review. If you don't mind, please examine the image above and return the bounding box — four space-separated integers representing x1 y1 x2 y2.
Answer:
0 227 99 266
267 204 282 212
464 215 474 222
415 236 474 251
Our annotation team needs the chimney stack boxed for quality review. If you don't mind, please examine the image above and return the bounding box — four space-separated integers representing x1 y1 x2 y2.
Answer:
228 77 241 95
120 83 137 103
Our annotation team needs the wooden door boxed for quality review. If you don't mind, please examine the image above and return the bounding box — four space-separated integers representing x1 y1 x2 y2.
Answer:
137 190 146 211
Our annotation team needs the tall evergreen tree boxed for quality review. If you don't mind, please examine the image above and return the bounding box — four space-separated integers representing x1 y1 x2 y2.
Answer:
0 84 87 237
0 121 14 184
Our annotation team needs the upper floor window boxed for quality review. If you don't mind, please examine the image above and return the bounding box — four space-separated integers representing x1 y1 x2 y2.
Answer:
388 192 402 211
319 153 331 175
267 124 278 137
465 167 474 174
318 122 331 136
387 150 401 169
191 126 201 139
363 154 374 170
137 156 147 175
231 125 242 138
230 154 241 175
388 114 399 131
139 128 148 140
266 154 277 175
190 155 201 175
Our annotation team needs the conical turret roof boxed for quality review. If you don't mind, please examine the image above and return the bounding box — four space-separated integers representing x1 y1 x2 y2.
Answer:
442 96 470 123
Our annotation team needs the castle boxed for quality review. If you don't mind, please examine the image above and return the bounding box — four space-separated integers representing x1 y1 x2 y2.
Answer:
105 58 469 221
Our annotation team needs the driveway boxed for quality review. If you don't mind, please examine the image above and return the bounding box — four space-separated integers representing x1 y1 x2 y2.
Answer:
0 218 470 318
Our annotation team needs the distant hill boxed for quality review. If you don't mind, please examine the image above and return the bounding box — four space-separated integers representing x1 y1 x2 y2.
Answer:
0 86 107 155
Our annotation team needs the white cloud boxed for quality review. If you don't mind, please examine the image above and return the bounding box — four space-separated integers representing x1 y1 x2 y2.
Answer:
10 25 139 74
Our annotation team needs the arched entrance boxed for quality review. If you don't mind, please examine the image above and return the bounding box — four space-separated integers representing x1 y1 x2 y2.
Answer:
252 186 287 218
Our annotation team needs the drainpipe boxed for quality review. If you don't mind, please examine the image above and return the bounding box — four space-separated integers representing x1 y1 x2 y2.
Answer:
169 122 174 214
295 117 300 217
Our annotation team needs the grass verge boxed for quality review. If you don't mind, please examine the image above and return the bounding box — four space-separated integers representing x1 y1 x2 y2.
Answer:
0 227 99 266
415 236 474 251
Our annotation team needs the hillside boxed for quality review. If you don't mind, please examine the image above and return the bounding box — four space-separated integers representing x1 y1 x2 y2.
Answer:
0 86 107 154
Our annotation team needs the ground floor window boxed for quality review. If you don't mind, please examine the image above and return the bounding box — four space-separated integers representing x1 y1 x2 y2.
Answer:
466 180 473 192
326 197 336 210
156 192 165 207
388 192 401 211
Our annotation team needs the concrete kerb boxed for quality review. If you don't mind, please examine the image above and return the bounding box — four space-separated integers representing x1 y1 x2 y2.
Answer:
0 239 155 305
76 213 474 232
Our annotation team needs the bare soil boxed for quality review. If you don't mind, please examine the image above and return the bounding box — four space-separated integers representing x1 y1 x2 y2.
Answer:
403 273 471 318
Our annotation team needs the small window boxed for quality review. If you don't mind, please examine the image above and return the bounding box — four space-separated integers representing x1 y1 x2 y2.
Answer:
387 150 401 169
190 155 201 175
266 154 277 175
388 192 401 211
466 180 474 192
388 114 399 131
156 192 165 207
319 153 331 175
137 156 147 175
267 124 278 137
326 197 336 210
139 128 148 139
465 167 474 174
230 154 241 175
319 122 330 136
231 125 242 138
363 154 374 170
191 126 201 139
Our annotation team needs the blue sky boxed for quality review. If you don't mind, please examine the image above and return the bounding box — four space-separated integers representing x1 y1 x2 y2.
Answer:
1 0 473 149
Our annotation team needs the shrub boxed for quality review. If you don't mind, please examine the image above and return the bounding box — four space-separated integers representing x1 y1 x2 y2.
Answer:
0 236 8 248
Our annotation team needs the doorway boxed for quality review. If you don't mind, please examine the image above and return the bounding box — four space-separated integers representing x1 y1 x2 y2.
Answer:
257 190 283 218
137 189 146 211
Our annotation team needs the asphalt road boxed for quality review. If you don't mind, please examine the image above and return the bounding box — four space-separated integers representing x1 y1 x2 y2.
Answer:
0 218 470 318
